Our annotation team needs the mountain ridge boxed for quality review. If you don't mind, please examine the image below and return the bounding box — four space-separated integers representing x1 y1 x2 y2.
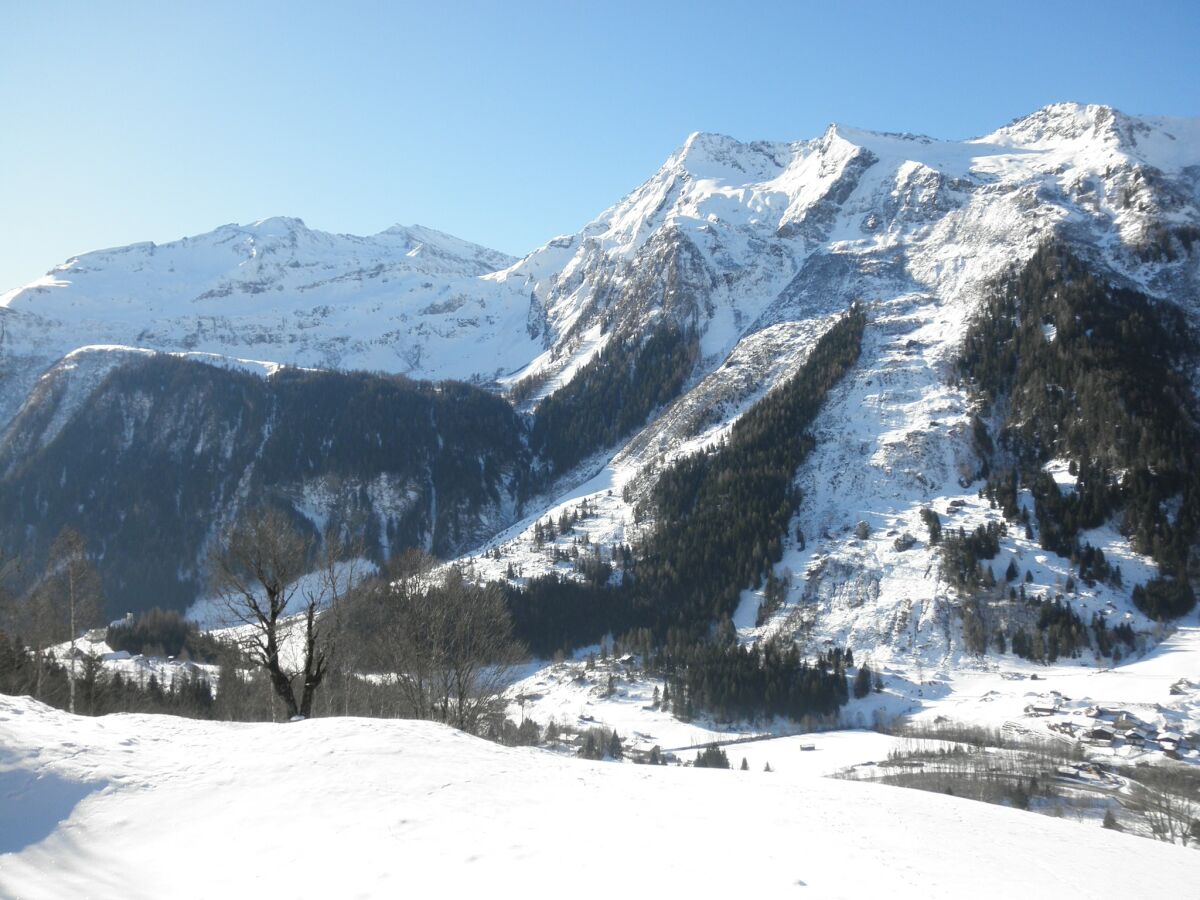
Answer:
0 102 1196 664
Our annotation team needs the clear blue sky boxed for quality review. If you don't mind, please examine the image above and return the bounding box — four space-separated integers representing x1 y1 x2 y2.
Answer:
2 0 1198 291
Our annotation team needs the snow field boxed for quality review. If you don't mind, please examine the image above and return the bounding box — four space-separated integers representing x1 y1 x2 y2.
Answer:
2 693 1197 900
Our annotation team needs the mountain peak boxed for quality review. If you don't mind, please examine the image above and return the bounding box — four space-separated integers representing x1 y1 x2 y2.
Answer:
983 101 1131 151
982 102 1200 171
376 223 516 270
248 215 308 233
666 131 788 183
673 131 746 168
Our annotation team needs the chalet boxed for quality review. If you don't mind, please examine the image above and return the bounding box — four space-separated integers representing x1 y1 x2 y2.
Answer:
1085 726 1115 743
1112 712 1144 731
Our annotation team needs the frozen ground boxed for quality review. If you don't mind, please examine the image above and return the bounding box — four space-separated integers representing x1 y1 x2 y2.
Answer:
1 691 1196 900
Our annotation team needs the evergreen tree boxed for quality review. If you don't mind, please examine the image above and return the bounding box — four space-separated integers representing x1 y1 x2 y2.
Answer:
853 663 873 699
694 744 730 769
607 730 623 760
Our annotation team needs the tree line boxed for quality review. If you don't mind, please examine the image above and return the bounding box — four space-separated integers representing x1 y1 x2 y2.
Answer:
956 242 1198 620
501 307 867 723
527 322 700 476
0 511 527 733
0 356 533 617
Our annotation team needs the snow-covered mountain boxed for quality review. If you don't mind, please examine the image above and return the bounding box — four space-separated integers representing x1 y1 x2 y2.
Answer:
7 104 1196 409
1 102 1198 658
460 102 1200 666
0 217 534 425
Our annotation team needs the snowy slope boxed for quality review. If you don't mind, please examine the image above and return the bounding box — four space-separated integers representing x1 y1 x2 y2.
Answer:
0 218 537 426
457 103 1200 669
1 694 1196 899
2 102 1198 656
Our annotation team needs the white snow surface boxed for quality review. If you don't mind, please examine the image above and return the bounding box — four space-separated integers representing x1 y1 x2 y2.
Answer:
1 690 1196 899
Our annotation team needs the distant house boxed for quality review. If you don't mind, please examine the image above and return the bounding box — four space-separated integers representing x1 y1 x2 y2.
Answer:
1086 726 1115 743
1113 713 1142 730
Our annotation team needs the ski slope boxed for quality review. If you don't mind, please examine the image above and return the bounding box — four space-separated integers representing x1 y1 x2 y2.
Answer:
0 694 1196 899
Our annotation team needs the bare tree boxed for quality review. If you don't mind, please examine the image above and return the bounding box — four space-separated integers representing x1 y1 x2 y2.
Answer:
1131 767 1200 847
0 549 28 695
439 571 525 731
0 548 19 634
355 554 524 732
303 526 368 717
211 508 360 720
43 528 104 713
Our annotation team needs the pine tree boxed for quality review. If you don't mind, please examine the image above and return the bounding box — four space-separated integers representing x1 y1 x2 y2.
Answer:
607 730 623 760
853 663 873 699
695 744 730 769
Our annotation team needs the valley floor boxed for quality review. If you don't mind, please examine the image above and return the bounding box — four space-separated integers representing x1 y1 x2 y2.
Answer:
508 626 1200 768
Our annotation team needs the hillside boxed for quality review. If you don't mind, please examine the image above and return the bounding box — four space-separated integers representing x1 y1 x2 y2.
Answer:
0 354 528 612
0 693 1195 899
